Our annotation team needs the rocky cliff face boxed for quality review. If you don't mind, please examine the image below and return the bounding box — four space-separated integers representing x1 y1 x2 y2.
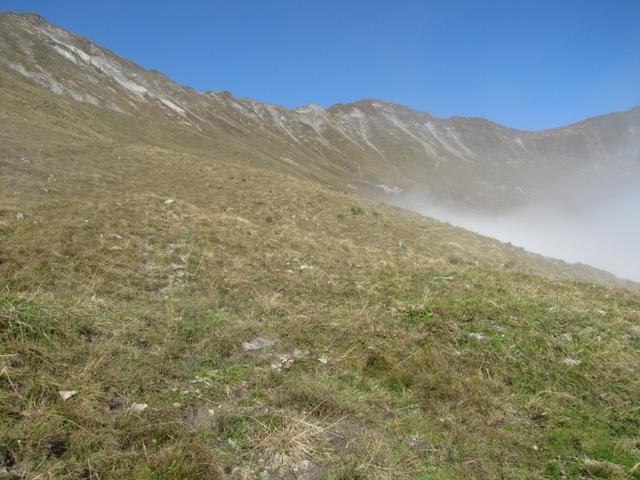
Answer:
2 12 639 213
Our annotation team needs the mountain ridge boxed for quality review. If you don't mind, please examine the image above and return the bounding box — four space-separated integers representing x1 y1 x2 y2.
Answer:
2 13 638 172
7 11 637 133
8 11 640 134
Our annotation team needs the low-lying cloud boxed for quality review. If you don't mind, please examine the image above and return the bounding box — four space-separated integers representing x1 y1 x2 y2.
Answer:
409 187 640 282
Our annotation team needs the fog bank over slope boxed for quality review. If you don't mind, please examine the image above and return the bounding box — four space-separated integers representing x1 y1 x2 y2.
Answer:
405 186 640 282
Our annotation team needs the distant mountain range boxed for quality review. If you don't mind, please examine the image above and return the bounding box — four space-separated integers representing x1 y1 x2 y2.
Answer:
2 11 639 215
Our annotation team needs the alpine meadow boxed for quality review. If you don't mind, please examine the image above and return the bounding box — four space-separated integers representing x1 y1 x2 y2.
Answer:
0 9 639 480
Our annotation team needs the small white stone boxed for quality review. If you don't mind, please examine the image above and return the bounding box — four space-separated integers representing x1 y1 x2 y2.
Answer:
130 402 148 413
241 337 275 351
164 199 175 205
271 355 294 371
58 390 77 401
562 358 581 366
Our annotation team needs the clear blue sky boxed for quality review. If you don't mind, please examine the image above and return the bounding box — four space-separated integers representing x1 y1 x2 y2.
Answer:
3 0 639 130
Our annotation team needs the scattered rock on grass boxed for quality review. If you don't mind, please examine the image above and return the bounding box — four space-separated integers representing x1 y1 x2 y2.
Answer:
184 404 216 428
58 390 77 401
271 355 294 371
130 402 148 413
559 333 573 343
408 435 426 450
562 358 581 366
242 337 275 351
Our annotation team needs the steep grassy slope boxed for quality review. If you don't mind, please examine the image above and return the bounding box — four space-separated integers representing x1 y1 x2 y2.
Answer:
1 67 639 479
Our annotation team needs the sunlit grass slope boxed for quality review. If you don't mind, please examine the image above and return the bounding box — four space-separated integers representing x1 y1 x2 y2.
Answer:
1 68 639 479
